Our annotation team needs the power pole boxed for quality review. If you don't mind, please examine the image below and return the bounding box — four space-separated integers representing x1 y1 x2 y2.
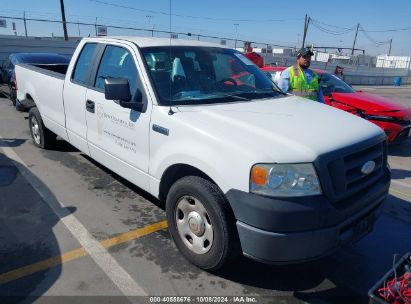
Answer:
59 0 68 40
95 17 98 36
23 11 28 38
233 23 239 49
351 23 359 55
388 39 392 56
301 14 310 49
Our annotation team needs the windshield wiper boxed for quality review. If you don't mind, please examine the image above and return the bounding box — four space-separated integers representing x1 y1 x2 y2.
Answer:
213 93 251 101
271 85 287 95
170 93 250 105
235 89 285 99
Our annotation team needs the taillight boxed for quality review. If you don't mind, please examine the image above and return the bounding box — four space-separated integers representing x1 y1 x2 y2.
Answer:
13 71 17 90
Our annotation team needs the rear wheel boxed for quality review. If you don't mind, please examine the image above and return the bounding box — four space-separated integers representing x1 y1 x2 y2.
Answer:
28 107 56 149
9 85 16 106
166 176 240 271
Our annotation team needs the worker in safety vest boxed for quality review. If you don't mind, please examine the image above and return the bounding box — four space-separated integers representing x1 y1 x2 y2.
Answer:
278 47 324 103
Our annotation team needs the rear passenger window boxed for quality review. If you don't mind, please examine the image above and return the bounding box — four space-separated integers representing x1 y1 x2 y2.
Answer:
94 46 138 97
72 43 97 84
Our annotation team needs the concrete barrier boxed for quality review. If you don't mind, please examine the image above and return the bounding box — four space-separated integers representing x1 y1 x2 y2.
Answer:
0 36 80 63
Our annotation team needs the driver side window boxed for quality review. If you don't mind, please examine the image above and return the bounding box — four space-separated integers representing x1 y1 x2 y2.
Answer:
94 45 138 98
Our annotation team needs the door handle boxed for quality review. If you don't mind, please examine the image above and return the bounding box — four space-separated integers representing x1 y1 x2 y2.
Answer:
86 99 95 113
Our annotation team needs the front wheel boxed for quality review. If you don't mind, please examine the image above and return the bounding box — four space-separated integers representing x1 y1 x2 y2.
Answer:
166 176 240 271
28 107 56 149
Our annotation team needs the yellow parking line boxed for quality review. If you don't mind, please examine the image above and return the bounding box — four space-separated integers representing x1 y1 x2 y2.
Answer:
101 220 168 248
0 248 87 285
0 220 168 285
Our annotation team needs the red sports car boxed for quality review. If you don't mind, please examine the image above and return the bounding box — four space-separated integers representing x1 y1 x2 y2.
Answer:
262 66 411 143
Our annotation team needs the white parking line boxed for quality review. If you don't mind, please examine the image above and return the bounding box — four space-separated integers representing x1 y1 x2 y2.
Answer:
0 136 147 296
392 179 411 190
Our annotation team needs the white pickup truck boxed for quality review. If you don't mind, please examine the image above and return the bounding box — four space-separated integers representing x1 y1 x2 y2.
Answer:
15 37 390 270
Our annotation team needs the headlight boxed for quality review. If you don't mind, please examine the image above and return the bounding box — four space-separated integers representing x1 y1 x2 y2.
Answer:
250 163 321 197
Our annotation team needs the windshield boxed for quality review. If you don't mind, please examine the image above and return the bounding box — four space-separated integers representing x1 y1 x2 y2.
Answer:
141 46 283 106
319 73 355 95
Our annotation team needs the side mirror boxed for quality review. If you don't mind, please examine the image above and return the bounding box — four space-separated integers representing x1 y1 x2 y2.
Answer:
119 90 146 112
104 77 131 102
104 77 146 112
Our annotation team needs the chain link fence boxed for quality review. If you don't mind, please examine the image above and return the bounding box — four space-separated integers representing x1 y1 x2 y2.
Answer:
0 15 410 85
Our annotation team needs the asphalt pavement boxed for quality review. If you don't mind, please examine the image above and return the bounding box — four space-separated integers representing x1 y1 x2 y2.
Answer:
0 86 410 304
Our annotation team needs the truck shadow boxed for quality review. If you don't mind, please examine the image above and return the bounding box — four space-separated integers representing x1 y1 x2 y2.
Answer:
390 168 411 180
0 151 75 303
216 195 411 304
48 138 79 153
81 154 165 210
388 140 411 157
0 139 26 148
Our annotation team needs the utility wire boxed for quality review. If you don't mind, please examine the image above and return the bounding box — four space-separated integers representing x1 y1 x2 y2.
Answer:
359 24 391 46
88 0 302 23
360 26 411 32
310 18 355 31
310 19 355 35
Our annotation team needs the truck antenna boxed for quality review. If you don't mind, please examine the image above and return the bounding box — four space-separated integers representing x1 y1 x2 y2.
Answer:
168 0 175 115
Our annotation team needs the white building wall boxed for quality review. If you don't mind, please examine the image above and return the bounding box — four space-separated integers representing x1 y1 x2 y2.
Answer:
376 54 411 69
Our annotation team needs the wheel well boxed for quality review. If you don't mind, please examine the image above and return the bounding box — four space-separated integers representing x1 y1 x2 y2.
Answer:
25 94 36 109
159 164 216 202
26 94 35 102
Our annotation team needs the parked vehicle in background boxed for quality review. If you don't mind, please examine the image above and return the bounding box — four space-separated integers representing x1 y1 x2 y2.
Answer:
262 66 411 143
15 37 390 270
0 53 70 110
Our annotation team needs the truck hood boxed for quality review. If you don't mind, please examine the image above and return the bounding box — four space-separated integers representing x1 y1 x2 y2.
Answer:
332 91 411 114
175 96 384 163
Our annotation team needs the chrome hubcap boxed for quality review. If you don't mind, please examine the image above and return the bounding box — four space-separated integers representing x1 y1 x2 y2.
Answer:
188 211 205 236
175 196 213 254
31 117 41 145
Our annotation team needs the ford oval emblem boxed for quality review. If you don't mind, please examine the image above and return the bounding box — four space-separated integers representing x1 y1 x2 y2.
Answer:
361 161 376 175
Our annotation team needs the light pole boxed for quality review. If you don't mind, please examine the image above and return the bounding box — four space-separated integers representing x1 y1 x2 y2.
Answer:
233 23 239 49
77 19 81 37
59 0 68 40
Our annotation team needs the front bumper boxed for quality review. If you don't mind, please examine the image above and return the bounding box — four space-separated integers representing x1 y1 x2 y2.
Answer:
226 167 390 264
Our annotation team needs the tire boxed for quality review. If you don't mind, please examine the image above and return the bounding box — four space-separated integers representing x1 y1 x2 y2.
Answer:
9 86 16 107
166 176 240 271
28 107 56 149
11 90 24 111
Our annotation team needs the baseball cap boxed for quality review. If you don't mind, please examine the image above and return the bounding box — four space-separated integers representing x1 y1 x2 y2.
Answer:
297 47 314 58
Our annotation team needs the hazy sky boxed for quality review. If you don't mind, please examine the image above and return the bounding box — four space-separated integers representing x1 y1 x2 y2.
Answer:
0 0 410 56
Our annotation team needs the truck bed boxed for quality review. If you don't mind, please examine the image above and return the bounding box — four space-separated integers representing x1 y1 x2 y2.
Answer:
31 63 69 75
15 63 68 141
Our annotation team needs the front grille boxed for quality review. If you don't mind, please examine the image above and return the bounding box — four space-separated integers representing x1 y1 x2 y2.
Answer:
343 142 384 195
315 137 387 203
